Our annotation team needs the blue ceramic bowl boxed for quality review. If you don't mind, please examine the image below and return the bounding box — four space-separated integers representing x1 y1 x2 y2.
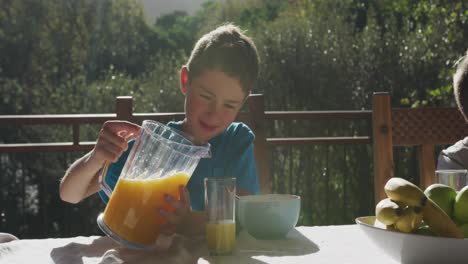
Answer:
237 194 301 239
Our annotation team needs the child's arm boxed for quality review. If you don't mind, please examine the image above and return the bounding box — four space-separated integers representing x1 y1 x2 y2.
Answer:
177 211 207 237
59 121 140 204
237 188 253 196
159 185 207 236
161 187 254 237
59 151 105 203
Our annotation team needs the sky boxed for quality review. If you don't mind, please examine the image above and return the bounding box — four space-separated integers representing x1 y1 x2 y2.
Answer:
138 0 209 23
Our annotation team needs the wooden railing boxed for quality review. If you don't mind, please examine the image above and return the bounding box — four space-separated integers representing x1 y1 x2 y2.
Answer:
3 92 466 239
0 95 372 150
0 94 373 237
0 94 372 193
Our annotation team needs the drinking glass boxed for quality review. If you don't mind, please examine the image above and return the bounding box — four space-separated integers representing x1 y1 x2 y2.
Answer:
435 169 468 191
204 177 236 256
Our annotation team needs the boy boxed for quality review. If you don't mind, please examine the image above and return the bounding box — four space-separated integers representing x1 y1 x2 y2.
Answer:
437 50 468 169
59 23 261 236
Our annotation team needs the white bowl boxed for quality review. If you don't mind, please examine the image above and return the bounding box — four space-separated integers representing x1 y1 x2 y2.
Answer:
356 216 468 264
237 194 300 239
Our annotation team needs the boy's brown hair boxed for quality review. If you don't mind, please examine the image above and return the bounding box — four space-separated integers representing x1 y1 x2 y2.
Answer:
185 23 259 94
454 50 468 121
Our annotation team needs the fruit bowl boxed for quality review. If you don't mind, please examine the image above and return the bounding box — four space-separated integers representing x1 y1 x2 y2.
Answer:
356 216 468 264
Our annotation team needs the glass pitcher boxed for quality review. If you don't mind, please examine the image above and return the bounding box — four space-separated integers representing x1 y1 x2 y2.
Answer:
97 120 211 250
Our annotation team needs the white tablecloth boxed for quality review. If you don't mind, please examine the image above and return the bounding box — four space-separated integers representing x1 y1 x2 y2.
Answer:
0 225 397 264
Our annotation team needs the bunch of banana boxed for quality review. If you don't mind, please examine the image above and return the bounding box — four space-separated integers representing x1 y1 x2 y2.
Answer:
375 198 403 226
375 197 423 233
384 177 427 207
376 177 463 239
422 199 463 238
394 206 423 233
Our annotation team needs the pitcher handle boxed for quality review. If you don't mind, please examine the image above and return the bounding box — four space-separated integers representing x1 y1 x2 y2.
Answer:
99 161 113 198
98 131 137 198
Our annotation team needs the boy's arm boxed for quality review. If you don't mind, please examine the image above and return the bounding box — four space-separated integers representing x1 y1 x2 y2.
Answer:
177 210 207 237
59 151 103 203
164 187 252 237
178 189 252 236
237 188 253 196
59 121 140 204
160 186 205 237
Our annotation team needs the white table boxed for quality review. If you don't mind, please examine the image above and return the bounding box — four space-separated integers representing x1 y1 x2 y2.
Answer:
0 225 397 264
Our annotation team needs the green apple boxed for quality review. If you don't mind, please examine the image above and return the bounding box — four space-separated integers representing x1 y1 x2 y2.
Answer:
424 183 456 217
454 185 468 224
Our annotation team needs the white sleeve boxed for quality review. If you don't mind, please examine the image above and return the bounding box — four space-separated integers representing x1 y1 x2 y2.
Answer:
437 152 466 170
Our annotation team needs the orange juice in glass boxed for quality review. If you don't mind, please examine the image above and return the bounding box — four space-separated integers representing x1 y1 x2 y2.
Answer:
97 120 210 250
205 177 236 255
206 220 236 253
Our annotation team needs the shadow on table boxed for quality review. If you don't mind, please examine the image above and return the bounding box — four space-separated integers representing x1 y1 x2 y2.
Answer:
199 229 319 264
51 235 200 264
50 236 116 264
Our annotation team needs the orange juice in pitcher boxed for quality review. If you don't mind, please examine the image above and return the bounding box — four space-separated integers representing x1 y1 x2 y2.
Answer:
97 120 210 250
102 173 190 246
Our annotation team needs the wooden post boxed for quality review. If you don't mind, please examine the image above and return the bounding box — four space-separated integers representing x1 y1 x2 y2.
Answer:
372 92 393 204
72 124 79 146
116 96 133 122
248 94 271 194
418 144 436 189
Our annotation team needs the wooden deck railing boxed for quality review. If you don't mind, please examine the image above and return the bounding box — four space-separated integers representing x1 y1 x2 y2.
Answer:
3 92 466 238
0 94 373 237
0 94 372 193
0 95 372 151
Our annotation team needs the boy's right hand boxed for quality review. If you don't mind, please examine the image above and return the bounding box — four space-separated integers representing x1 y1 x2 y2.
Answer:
92 121 141 164
60 120 140 204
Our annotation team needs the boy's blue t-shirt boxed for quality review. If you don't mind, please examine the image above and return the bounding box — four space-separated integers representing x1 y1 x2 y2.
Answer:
98 121 260 211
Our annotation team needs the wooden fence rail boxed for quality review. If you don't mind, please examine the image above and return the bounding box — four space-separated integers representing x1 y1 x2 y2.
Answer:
0 99 372 149
2 92 466 238
0 94 374 237
0 94 372 193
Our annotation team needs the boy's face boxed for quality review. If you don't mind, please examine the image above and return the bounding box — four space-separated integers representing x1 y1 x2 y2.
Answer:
180 67 247 144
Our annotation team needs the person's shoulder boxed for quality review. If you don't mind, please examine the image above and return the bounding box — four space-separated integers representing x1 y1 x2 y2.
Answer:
225 122 255 141
438 136 468 169
443 136 468 155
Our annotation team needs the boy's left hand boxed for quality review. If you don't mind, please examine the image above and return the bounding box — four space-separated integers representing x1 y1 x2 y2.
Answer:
159 185 191 236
